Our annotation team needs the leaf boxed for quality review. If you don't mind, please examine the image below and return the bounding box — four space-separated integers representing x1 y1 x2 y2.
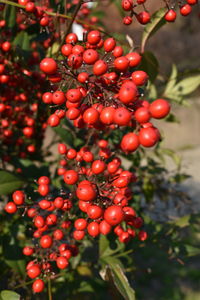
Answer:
140 51 159 82
171 215 190 228
161 149 181 168
107 262 136 300
99 235 125 259
3 5 16 28
53 125 74 147
0 291 20 300
13 31 31 52
185 245 200 257
47 42 60 57
5 259 26 277
164 75 200 101
165 113 180 123
146 83 157 100
164 64 178 95
141 8 166 52
0 170 25 195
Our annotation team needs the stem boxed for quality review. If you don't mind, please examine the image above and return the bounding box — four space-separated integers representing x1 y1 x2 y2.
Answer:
65 0 83 37
48 277 53 300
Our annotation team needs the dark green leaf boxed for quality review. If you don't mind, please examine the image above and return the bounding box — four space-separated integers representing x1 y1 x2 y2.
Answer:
13 31 31 52
141 8 166 52
53 125 74 147
3 5 16 28
140 52 159 82
0 170 25 195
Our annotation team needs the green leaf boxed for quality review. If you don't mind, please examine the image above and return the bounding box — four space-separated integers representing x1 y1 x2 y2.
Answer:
0 291 20 300
0 170 25 195
165 113 180 123
140 51 159 82
164 75 200 101
53 125 74 147
47 42 60 57
185 245 200 257
171 215 190 228
164 64 178 95
141 8 166 52
99 235 125 259
108 262 136 300
146 83 157 100
161 149 181 168
13 31 31 52
5 259 26 277
3 5 16 28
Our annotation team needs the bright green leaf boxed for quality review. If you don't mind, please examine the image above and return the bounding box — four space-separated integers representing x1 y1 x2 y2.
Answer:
164 64 178 95
0 170 25 195
164 75 200 101
141 8 166 52
47 42 60 57
108 262 136 300
0 290 20 300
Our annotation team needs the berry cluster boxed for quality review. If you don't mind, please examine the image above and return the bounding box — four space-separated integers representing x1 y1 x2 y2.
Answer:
5 179 77 293
5 147 147 293
164 0 198 22
40 31 170 153
15 0 98 32
121 0 198 25
0 43 48 162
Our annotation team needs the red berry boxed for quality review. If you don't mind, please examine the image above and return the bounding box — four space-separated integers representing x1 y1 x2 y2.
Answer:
137 11 151 24
126 52 141 67
104 206 124 226
83 108 99 125
93 60 108 76
131 71 148 86
139 127 159 147
114 107 131 126
99 220 112 235
74 218 88 230
91 160 106 174
27 265 41 279
56 256 69 269
40 58 57 75
64 170 79 185
121 132 140 152
32 279 45 293
65 33 78 44
23 246 34 256
4 202 17 214
180 4 192 16
87 221 100 237
76 184 97 202
104 38 116 52
164 9 177 22
40 235 53 248
100 107 115 125
87 205 103 219
73 230 85 240
87 30 101 45
12 190 25 205
114 56 129 71
149 99 170 119
83 49 99 64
